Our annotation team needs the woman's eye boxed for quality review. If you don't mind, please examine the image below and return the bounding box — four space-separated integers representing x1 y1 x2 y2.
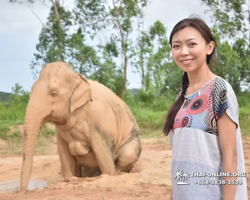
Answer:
173 45 180 49
189 43 196 46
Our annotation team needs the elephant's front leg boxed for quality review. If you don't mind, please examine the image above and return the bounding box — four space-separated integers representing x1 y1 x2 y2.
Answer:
90 128 116 174
56 128 76 178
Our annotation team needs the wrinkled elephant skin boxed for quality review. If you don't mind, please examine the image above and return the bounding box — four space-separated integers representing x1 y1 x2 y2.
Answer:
20 62 141 191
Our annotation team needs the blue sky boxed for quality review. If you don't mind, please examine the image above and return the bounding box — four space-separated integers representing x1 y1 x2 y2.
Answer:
0 0 209 93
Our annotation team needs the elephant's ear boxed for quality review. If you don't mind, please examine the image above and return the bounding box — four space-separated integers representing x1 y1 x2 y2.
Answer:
70 74 92 113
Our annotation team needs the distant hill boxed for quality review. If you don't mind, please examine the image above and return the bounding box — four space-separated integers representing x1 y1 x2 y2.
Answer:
0 91 12 103
130 88 139 96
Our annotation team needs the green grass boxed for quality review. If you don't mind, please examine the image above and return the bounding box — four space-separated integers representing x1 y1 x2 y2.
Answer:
127 93 250 139
0 101 26 125
238 92 250 137
132 108 166 136
125 94 172 138
0 124 56 157
239 107 250 137
0 91 250 157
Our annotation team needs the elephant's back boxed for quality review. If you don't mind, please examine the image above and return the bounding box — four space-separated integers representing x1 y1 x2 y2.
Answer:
88 80 123 102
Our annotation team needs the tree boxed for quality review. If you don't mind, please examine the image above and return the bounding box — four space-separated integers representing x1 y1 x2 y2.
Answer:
11 0 101 78
148 21 173 95
11 83 30 104
74 0 148 99
132 27 152 91
201 0 247 40
233 38 250 90
207 28 242 93
67 28 100 76
132 20 181 96
30 2 71 77
201 0 250 92
10 0 70 77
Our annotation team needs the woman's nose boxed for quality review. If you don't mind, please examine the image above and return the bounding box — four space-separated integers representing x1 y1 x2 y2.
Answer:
180 46 189 56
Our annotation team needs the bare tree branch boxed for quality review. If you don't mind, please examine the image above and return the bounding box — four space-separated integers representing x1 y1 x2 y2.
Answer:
37 0 50 9
24 2 45 27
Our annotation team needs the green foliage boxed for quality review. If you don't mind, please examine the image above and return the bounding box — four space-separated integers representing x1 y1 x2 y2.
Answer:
133 87 157 104
11 83 30 104
30 2 71 76
212 40 242 93
0 84 28 125
237 91 250 107
208 28 250 94
202 1 250 92
11 0 250 97
67 29 100 75
0 101 27 124
75 0 148 98
201 0 247 40
232 38 250 89
125 91 173 137
89 47 120 94
10 129 22 139
237 92 250 136
6 0 250 141
39 125 55 138
30 1 100 78
132 20 174 94
124 91 250 138
0 124 10 140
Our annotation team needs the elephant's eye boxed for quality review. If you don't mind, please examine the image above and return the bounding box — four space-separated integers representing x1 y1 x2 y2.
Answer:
51 92 57 97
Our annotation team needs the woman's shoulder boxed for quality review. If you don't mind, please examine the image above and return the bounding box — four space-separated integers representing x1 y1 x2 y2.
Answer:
213 77 240 125
214 76 232 88
213 76 236 97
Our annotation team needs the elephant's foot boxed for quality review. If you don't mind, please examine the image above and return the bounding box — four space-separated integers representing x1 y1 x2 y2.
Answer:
81 166 101 177
115 137 141 173
75 163 82 177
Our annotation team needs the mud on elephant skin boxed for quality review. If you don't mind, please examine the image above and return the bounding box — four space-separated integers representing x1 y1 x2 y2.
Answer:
20 62 141 191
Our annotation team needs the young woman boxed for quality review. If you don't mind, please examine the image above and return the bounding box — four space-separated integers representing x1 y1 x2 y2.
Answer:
163 17 248 200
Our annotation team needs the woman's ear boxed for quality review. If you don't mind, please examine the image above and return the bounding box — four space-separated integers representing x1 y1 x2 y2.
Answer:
206 41 215 55
70 74 92 113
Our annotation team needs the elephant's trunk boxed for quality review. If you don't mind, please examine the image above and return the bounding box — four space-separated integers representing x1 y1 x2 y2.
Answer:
20 102 48 191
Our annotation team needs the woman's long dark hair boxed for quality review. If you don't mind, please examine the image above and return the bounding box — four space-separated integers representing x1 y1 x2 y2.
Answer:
163 17 217 136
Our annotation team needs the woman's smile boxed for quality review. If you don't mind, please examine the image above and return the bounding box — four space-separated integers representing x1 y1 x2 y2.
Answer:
180 58 194 65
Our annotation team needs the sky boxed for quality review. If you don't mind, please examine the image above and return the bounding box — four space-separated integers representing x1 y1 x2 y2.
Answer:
0 0 210 93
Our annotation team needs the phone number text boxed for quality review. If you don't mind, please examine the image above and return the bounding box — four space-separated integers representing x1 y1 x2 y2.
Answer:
194 180 243 185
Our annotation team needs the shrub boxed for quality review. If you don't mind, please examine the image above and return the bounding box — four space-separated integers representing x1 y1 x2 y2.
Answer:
0 124 10 140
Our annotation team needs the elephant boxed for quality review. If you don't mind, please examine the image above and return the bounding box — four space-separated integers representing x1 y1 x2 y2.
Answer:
20 62 141 192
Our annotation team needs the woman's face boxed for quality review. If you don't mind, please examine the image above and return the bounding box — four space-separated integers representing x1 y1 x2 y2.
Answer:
171 26 214 74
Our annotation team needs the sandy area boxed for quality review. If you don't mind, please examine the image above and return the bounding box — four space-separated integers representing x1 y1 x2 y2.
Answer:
0 137 249 200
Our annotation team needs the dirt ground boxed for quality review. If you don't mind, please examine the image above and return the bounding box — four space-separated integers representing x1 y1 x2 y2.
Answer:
0 137 249 200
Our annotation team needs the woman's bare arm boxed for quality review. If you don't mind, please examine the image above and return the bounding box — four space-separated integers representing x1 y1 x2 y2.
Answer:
218 110 237 200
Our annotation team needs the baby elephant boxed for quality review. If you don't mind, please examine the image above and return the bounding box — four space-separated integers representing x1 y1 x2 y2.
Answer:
20 62 141 191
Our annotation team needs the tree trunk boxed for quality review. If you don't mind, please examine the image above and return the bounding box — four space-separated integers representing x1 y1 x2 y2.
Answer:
139 44 146 91
112 0 127 99
121 51 128 99
52 0 64 62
